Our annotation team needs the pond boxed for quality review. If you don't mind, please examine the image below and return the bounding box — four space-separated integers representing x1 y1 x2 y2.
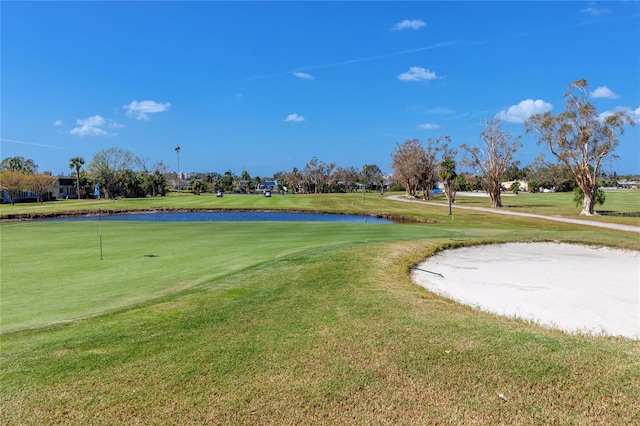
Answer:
44 211 395 224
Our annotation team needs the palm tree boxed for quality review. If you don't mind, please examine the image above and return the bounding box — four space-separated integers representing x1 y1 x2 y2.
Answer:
69 156 85 199
240 170 251 193
439 157 457 215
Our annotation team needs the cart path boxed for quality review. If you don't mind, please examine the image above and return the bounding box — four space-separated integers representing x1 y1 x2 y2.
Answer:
387 195 640 234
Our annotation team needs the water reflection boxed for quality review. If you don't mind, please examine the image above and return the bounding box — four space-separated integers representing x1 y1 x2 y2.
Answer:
47 211 394 224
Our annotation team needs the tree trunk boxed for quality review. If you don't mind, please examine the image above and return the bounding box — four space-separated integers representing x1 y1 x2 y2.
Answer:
580 189 597 216
489 189 503 208
446 182 453 215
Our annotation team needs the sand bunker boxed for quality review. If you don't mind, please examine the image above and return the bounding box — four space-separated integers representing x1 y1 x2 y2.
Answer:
412 243 640 339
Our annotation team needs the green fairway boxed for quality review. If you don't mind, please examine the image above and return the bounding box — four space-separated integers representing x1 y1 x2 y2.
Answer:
2 193 640 424
1 220 458 332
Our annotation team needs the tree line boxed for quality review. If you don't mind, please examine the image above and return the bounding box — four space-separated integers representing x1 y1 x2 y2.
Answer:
1 80 635 215
389 79 635 215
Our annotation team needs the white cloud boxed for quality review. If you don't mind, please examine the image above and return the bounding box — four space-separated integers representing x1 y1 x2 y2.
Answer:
599 106 640 122
53 119 63 126
124 100 171 120
283 113 305 122
392 19 426 31
70 114 122 137
417 123 440 130
590 86 619 99
496 99 553 123
398 66 438 82
581 2 609 16
293 72 314 80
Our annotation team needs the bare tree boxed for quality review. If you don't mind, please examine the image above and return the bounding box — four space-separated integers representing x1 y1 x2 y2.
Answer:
391 139 425 197
88 147 135 199
461 118 522 208
303 157 326 193
419 137 451 200
361 164 383 192
525 79 635 215
334 166 359 192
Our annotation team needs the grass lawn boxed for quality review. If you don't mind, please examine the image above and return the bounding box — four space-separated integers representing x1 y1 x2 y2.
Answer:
2 193 639 424
428 189 640 226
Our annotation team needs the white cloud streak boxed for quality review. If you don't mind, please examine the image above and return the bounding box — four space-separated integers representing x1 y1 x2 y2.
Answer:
283 113 305 122
0 138 68 149
398 66 439 82
124 100 171 120
590 86 619 99
53 119 63 126
293 72 314 80
496 99 553 123
248 40 458 81
417 123 440 130
392 19 426 31
581 2 610 16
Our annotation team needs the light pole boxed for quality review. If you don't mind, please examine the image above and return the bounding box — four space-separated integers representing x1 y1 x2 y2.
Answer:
174 146 181 189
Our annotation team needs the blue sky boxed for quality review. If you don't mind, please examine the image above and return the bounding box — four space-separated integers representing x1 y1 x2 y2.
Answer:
2 1 639 177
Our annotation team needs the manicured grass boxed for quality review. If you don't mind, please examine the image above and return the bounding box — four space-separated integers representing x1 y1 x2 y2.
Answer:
429 189 640 225
1 220 458 332
2 194 639 424
2 189 639 225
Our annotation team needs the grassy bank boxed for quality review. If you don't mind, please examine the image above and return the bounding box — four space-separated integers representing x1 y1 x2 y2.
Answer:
2 194 639 424
2 190 640 225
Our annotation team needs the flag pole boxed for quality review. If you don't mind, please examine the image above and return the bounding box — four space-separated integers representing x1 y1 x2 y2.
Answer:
99 200 103 261
95 183 103 260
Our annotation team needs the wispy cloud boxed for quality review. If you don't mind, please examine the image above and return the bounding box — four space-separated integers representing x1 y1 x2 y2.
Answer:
70 115 122 137
496 99 553 123
392 19 426 31
417 123 440 130
124 100 171 120
590 86 619 99
247 40 459 81
293 72 314 80
0 138 68 150
283 113 305 122
581 2 610 16
600 106 640 122
398 66 439 82
53 119 64 126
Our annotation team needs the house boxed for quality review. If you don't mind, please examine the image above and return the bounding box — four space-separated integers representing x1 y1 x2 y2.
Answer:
258 181 278 192
1 188 38 204
502 180 529 192
1 176 87 203
617 180 639 189
56 177 77 199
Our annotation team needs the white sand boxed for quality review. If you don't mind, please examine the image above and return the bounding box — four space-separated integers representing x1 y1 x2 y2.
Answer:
412 243 640 339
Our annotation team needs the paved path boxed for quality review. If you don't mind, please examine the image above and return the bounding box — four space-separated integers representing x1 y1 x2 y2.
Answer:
387 195 640 234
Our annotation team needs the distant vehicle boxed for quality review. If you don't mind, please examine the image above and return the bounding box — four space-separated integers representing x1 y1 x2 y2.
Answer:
216 191 223 197
264 190 271 197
